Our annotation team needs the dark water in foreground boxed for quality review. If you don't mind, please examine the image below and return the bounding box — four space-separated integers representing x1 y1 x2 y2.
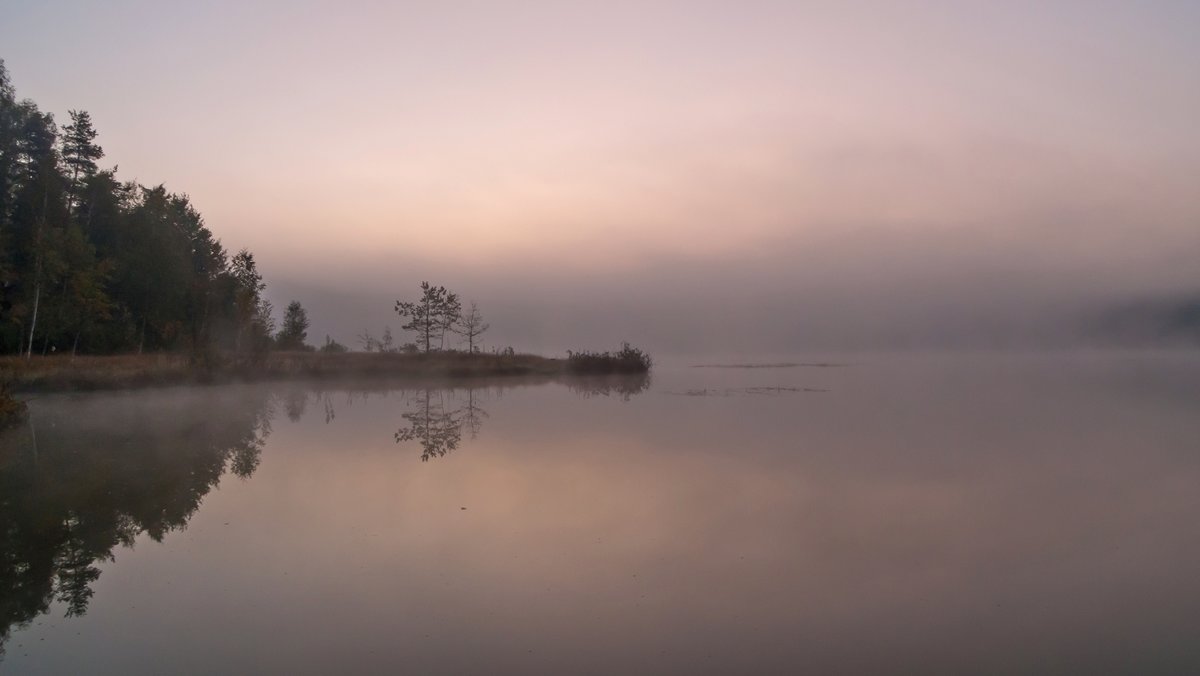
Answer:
2 352 1199 674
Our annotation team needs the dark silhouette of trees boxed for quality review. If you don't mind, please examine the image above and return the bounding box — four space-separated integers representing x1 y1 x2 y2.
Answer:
276 301 311 351
0 60 285 358
394 282 461 353
0 388 276 656
60 110 101 216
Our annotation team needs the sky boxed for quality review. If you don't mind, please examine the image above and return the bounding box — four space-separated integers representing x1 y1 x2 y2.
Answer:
2 1 1198 353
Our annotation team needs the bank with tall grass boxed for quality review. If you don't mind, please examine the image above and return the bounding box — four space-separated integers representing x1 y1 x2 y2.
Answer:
0 345 652 394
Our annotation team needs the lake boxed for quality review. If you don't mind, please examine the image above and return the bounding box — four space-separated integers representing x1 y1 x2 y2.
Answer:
2 351 1198 674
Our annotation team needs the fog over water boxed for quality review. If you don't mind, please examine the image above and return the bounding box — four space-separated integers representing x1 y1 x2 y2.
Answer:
2 353 1199 674
3 2 1197 353
2 3 1198 674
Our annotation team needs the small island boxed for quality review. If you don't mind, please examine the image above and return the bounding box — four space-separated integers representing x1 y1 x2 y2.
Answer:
0 341 652 395
0 61 648 422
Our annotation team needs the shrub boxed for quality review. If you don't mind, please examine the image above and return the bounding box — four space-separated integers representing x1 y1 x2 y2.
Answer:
319 336 349 353
566 342 652 374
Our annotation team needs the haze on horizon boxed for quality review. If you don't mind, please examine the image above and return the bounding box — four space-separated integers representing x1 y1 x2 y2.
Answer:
3 1 1197 353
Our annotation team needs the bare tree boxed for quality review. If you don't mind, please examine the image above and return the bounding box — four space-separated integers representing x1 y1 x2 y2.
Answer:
357 329 378 352
456 301 489 353
381 326 395 352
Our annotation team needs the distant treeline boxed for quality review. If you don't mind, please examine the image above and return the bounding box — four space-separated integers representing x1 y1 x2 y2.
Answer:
1091 296 1200 347
0 60 276 357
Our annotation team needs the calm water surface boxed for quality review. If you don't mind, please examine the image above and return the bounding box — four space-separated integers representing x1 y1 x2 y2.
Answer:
2 352 1199 674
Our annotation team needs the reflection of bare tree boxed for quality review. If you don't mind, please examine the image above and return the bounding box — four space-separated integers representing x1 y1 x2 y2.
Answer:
394 389 466 461
322 394 336 424
461 389 489 439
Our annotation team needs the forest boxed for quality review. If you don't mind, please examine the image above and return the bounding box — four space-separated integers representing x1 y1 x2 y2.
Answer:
0 59 275 358
0 58 649 404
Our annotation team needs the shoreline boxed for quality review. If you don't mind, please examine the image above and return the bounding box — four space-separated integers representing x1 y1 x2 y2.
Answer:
0 351 650 395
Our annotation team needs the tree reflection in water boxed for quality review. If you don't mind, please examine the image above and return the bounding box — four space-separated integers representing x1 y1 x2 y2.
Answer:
395 389 465 461
0 389 276 659
0 373 652 657
393 373 651 461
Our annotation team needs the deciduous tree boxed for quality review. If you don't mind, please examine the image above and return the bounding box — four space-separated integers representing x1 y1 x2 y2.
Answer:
276 301 310 350
456 301 489 353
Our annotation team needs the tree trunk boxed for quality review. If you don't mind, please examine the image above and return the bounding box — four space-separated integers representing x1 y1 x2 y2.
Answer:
27 184 49 359
25 282 39 359
28 411 37 465
72 330 80 359
138 315 147 354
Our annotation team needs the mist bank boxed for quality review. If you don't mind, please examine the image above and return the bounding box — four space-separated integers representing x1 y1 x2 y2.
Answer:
267 228 1200 355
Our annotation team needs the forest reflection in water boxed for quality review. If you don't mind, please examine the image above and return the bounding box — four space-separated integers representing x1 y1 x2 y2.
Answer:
0 386 275 657
0 373 649 657
3 354 1199 674
279 373 650 461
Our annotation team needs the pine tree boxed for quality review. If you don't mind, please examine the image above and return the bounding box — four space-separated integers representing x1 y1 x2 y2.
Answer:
0 62 273 357
395 282 460 353
60 110 102 216
12 102 66 357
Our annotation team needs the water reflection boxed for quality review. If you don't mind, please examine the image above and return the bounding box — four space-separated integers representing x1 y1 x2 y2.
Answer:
561 373 652 400
395 389 469 461
0 388 276 658
2 358 1200 673
0 373 652 655
392 375 649 461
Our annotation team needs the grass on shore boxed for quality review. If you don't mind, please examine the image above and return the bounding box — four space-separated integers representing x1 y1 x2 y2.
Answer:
1 347 650 394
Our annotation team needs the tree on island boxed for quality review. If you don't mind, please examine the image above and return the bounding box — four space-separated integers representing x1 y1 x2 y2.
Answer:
395 282 461 353
456 301 489 353
276 301 311 350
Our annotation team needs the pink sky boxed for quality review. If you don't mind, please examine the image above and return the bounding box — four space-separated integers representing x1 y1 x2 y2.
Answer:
4 1 1197 350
